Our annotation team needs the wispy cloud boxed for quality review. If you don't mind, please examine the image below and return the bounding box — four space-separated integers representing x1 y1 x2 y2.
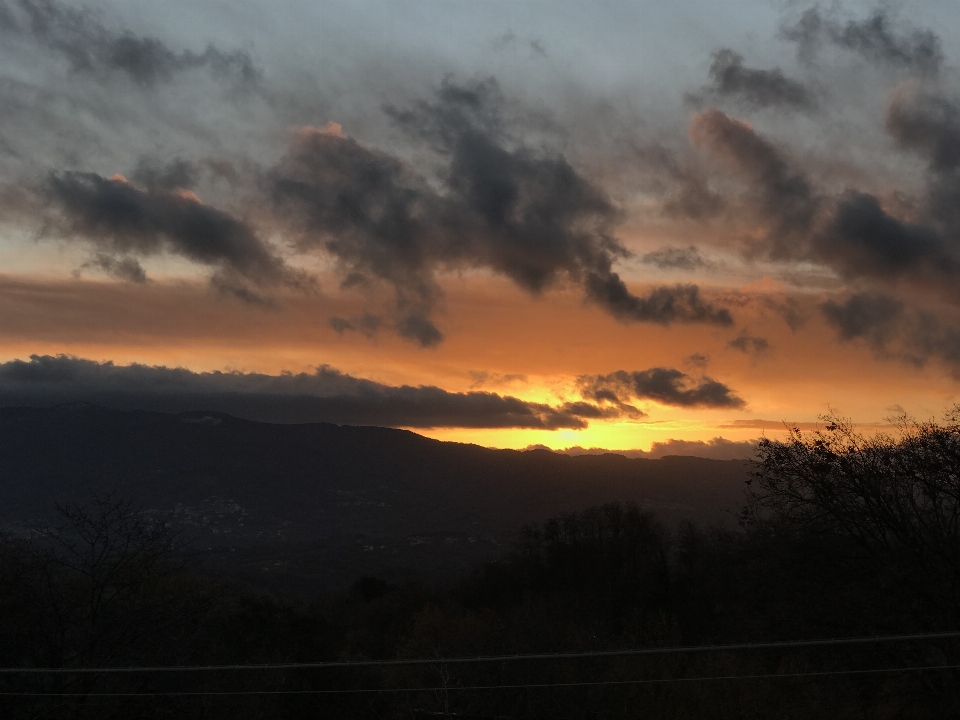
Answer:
0 0 261 87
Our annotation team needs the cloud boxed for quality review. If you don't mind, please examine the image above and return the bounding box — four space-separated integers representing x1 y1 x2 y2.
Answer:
492 30 547 57
728 332 770 355
544 436 758 460
821 293 960 370
779 8 825 64
329 313 382 338
886 86 960 173
814 88 960 292
529 39 547 58
819 191 958 283
0 354 645 429
77 252 146 283
689 106 960 301
633 143 724 220
396 313 444 347
886 85 960 235
765 296 807 331
271 78 734 343
468 371 527 389
643 436 757 459
704 48 816 111
0 0 261 87
43 171 297 292
821 293 904 347
557 400 645 421
689 108 818 244
640 245 711 270
131 157 199 190
781 6 942 74
582 278 732 325
578 367 746 409
684 353 710 368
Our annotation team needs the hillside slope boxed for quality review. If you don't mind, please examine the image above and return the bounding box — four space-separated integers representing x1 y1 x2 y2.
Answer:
0 405 750 588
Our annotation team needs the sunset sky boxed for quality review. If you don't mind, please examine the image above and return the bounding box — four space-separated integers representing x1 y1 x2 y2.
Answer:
2 0 960 455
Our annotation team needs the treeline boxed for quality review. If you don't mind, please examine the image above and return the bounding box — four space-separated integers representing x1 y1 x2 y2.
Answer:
2 413 960 718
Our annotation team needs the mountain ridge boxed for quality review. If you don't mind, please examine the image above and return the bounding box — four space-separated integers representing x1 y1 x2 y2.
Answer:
0 405 751 589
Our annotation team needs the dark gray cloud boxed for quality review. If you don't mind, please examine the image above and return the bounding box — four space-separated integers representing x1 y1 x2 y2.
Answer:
684 353 710 368
43 171 296 291
817 190 959 283
0 0 261 87
640 245 711 270
690 107 960 301
809 84 960 290
886 86 960 235
578 367 746 409
271 78 734 344
781 6 942 74
582 278 732 325
396 313 444 347
704 48 816 111
557 400 645 421
821 293 904 348
0 354 643 429
688 86 960 368
900 316 960 369
822 293 960 370
887 89 960 172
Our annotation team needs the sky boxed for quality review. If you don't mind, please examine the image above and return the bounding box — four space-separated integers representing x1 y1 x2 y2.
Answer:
2 0 960 456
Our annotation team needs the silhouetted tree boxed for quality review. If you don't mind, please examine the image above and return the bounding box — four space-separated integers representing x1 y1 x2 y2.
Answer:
0 494 207 718
745 408 960 629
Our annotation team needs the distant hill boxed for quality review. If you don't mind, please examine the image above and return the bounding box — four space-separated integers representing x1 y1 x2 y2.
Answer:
0 405 750 590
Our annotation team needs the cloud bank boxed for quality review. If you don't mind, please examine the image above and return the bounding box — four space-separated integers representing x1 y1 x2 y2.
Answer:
532 437 758 461
0 355 599 429
0 356 749 427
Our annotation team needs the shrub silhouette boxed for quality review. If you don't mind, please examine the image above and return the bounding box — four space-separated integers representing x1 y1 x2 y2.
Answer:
744 408 960 629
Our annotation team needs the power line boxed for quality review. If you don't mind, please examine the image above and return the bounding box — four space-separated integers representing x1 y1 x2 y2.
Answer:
1 631 958 674
2 662 960 697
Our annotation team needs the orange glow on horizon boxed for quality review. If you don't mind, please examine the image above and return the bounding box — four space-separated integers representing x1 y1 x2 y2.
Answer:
2 273 958 450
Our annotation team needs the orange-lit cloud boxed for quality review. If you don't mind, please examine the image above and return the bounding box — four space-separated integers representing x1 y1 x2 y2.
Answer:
2 271 957 450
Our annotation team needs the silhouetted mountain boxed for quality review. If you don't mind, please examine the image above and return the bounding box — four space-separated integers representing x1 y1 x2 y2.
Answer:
0 405 749 589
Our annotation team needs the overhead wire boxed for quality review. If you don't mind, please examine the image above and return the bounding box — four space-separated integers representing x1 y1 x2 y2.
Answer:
1 630 958 674
2 662 960 697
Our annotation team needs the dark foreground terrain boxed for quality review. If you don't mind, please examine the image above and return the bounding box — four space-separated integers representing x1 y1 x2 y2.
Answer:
1 407 959 718
0 404 747 589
